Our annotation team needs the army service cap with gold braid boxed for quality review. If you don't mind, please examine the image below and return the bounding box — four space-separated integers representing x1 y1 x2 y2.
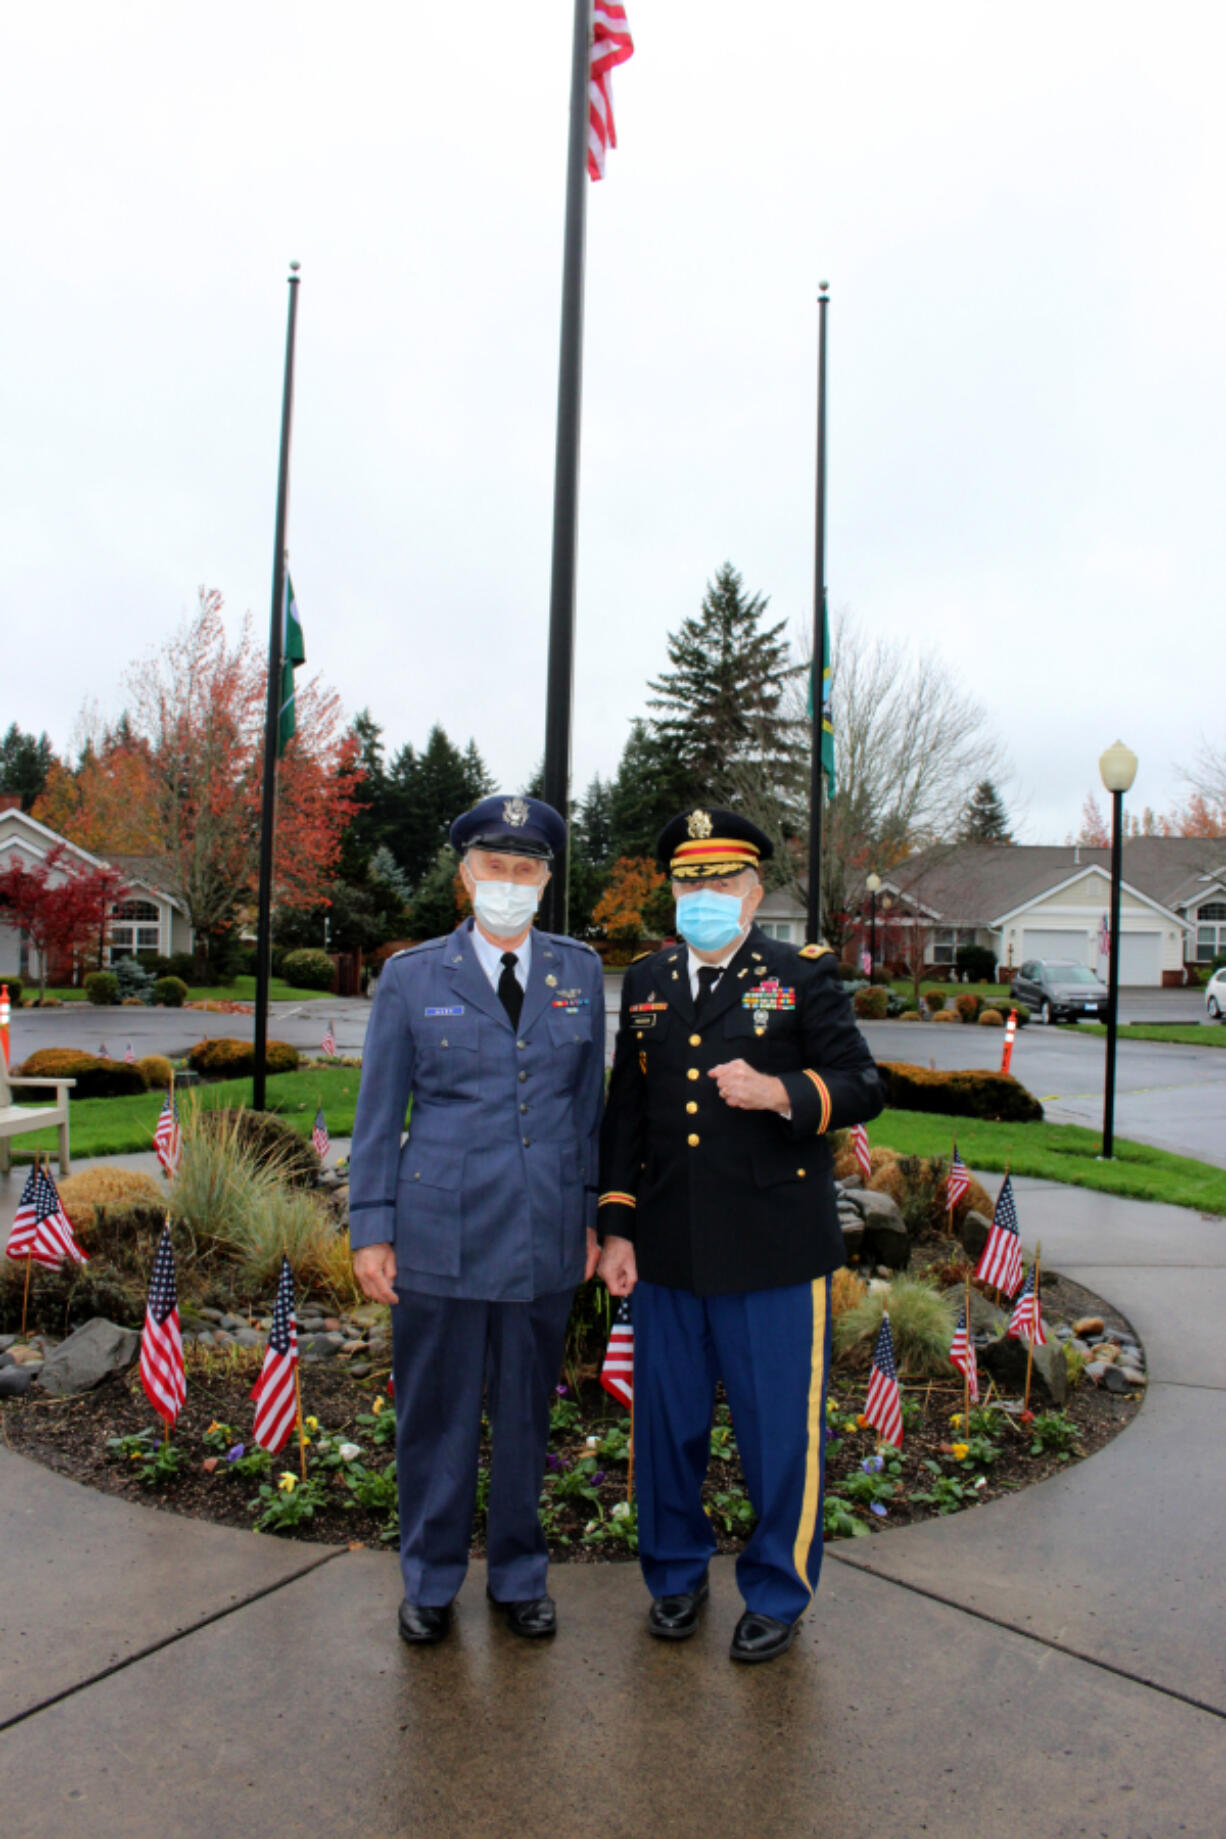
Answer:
657 806 775 882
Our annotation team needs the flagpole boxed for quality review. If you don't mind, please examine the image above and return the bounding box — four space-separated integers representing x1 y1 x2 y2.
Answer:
540 0 592 936
963 1277 971 1427
805 283 830 945
626 1387 635 1505
1024 1242 1041 1413
254 262 302 1113
293 1364 308 1481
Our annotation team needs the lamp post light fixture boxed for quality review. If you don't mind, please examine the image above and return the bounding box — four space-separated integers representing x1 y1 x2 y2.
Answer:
1098 740 1139 1159
866 872 881 977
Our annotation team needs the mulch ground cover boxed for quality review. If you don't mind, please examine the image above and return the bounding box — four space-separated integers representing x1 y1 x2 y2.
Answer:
0 1262 1141 1560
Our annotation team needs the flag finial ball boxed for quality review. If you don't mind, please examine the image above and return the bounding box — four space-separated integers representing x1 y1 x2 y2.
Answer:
819 279 830 293
289 260 301 274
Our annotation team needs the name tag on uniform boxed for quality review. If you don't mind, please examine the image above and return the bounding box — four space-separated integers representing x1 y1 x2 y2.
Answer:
425 1006 465 1017
630 1000 667 1030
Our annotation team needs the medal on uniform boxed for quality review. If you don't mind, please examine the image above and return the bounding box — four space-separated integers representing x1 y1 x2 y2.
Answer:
546 974 558 987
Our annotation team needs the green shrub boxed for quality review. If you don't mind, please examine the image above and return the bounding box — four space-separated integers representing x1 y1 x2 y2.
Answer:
15 1047 148 1098
137 1054 174 1089
153 975 188 1007
114 957 156 1004
923 990 946 1014
932 1009 958 1023
151 952 196 983
280 948 335 992
853 986 889 1020
200 1108 320 1187
834 1276 957 1377
900 1008 922 1021
956 943 998 983
187 1037 300 1078
0 975 22 1004
953 991 980 1023
978 1008 1004 1026
877 1061 1044 1123
1011 1001 1031 1027
84 970 119 1005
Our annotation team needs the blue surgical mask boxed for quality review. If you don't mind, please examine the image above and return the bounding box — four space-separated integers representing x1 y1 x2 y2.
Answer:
675 889 744 954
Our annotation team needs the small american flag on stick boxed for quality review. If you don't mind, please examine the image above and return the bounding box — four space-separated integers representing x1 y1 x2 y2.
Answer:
140 1225 186 1426
311 1106 330 1159
153 1091 182 1178
849 1123 872 1184
321 1021 337 1059
600 1297 634 1408
124 1042 135 1065
946 1143 971 1209
1007 1267 1047 1346
6 1164 88 1267
588 2 634 181
949 1303 980 1403
864 1311 904 1448
252 1256 301 1454
975 1174 1023 1297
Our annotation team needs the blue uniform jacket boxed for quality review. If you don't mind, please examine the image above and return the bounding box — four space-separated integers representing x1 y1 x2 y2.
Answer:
349 920 606 1303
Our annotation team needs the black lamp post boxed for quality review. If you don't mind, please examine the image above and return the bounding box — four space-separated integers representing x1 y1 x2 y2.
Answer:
866 872 881 977
1099 740 1138 1159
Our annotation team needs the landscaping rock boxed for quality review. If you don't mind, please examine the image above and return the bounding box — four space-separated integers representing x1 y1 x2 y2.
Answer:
348 1363 372 1380
38 1318 141 1396
1073 1315 1105 1338
196 1307 225 1324
980 1332 1068 1405
1089 1343 1119 1364
838 1219 866 1263
844 1188 904 1226
1084 1360 1109 1385
960 1290 1009 1339
0 1365 37 1397
299 1334 341 1359
219 1314 248 1333
1103 1364 1143 1393
957 1209 992 1261
0 1334 17 1354
235 1329 264 1350
1118 1366 1147 1387
863 1218 911 1271
10 1344 47 1366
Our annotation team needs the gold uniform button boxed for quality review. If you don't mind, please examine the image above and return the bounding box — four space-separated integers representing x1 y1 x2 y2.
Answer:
797 1168 807 1178
689 1033 702 1047
687 1067 700 1081
688 1133 700 1147
686 1100 698 1114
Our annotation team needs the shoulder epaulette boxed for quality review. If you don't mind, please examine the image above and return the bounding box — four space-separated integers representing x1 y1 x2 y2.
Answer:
540 931 598 954
800 943 834 960
631 949 652 963
388 936 449 961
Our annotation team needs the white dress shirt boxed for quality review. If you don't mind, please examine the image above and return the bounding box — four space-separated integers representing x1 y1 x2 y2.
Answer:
469 918 532 994
686 931 750 1001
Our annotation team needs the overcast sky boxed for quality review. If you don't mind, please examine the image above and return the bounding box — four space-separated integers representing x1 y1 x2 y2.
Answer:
4 2 1223 843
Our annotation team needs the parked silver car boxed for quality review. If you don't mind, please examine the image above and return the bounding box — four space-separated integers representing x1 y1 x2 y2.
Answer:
1012 959 1109 1025
1206 968 1226 1022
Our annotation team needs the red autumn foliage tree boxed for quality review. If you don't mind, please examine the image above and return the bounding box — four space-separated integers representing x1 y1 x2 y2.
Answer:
0 846 129 998
32 740 163 855
592 856 668 945
124 588 365 966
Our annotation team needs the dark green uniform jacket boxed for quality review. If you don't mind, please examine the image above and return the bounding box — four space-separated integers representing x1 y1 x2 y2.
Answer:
597 926 883 1296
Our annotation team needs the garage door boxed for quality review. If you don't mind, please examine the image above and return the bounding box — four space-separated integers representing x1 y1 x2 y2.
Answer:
1022 929 1090 967
1116 930 1161 986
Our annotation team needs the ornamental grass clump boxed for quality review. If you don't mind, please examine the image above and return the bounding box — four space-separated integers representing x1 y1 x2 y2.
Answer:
834 1276 957 1377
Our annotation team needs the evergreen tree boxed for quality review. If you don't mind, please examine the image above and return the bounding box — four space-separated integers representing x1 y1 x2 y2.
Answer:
409 845 466 940
0 724 55 811
381 725 494 885
959 780 1013 844
646 563 805 812
608 719 691 859
564 774 617 937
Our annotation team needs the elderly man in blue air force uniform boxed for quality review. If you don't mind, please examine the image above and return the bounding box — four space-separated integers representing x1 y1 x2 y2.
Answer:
348 794 605 1647
598 806 884 1664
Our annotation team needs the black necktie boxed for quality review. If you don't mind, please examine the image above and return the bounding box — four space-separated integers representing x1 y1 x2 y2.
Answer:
695 965 722 1017
498 952 523 1028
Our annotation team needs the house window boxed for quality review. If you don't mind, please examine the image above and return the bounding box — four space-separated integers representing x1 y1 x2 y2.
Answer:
1195 902 1226 960
109 898 160 961
931 927 976 965
758 921 797 942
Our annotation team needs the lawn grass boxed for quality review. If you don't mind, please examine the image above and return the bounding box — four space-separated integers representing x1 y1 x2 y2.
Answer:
26 975 333 1008
888 980 1014 1002
873 1109 1226 1215
7 1066 363 1163
1059 1022 1226 1048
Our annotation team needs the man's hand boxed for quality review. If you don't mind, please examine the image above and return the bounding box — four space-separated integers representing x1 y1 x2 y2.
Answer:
709 1059 790 1113
585 1227 601 1282
598 1234 637 1297
353 1243 398 1307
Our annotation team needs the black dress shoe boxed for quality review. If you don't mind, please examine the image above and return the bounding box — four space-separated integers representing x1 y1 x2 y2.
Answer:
647 1577 711 1640
486 1587 558 1638
398 1599 453 1645
729 1610 798 1664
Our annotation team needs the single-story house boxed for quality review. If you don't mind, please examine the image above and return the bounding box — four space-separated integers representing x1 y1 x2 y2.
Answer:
877 839 1226 987
756 885 809 945
0 800 193 982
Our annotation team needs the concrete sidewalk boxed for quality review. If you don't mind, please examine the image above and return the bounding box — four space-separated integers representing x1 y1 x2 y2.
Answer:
1 1179 1223 1836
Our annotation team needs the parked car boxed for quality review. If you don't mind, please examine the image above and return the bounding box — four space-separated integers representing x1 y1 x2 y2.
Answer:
1012 960 1109 1025
1206 968 1226 1022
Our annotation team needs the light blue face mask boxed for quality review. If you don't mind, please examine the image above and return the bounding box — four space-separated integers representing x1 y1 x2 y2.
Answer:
675 889 744 954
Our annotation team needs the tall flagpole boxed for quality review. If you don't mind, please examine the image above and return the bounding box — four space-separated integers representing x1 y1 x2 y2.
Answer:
254 262 301 1113
805 282 830 946
540 0 592 937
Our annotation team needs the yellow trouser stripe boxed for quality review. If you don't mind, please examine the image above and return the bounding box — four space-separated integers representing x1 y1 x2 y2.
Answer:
791 1276 829 1600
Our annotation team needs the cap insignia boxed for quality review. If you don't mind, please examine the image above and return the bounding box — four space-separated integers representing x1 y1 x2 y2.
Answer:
502 796 530 828
687 808 713 839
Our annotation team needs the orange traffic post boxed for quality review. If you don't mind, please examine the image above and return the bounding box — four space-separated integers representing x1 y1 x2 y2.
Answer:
1000 1008 1018 1075
0 982 10 1069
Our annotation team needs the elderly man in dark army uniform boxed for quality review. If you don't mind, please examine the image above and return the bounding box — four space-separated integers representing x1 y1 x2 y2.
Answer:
349 795 605 1647
598 806 883 1663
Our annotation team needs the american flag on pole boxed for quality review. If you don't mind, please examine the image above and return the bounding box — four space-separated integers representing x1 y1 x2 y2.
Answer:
124 1042 135 1065
6 1165 88 1267
975 1174 1023 1297
588 2 634 181
321 1021 337 1059
98 1041 109 1059
139 1225 186 1425
849 1123 872 1184
949 1304 980 1402
153 1091 182 1177
946 1143 971 1209
1006 1268 1047 1346
251 1255 300 1453
599 1297 634 1407
311 1106 329 1159
864 1312 904 1448
1099 913 1110 962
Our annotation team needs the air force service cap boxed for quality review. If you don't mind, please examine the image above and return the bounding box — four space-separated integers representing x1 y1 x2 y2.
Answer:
450 794 567 861
657 806 774 881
